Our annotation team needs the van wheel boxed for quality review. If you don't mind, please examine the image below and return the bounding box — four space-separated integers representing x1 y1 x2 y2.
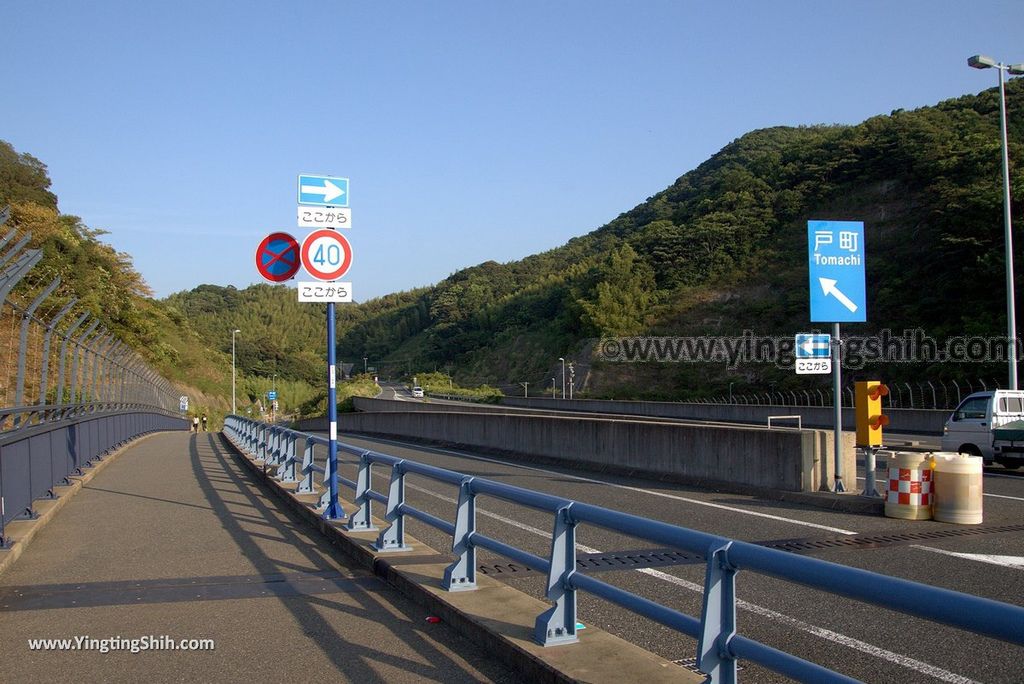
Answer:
959 445 983 457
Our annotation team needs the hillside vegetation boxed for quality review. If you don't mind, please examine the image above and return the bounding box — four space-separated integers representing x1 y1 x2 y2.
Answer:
4 80 1021 406
333 80 1024 398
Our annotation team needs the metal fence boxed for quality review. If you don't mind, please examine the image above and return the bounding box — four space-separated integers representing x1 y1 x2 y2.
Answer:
695 378 1001 411
0 207 187 546
224 415 1024 684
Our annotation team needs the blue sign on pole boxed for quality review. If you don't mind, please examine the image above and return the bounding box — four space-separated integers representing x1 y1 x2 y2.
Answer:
795 334 831 358
267 390 277 401
808 220 866 323
298 174 349 207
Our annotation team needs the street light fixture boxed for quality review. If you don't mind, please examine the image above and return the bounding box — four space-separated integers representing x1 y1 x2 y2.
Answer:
558 357 566 400
969 54 1024 389
231 329 241 415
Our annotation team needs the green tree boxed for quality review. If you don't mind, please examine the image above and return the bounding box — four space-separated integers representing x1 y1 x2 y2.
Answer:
579 244 655 336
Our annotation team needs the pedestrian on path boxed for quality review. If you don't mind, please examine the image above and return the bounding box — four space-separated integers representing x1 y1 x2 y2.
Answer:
201 414 208 432
192 416 199 433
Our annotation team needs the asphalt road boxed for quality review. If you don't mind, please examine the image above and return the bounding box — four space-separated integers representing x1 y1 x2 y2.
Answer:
316 424 1024 684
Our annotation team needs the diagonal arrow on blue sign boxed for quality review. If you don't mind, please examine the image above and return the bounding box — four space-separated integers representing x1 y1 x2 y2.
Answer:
808 220 866 323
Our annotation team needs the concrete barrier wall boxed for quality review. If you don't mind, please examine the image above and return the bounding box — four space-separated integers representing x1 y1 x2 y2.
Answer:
297 407 855 493
498 397 948 434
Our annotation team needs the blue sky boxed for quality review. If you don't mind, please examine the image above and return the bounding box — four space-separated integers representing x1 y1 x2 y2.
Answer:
3 1 1023 301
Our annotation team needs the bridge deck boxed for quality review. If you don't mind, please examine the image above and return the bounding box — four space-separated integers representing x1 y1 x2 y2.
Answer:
0 431 520 683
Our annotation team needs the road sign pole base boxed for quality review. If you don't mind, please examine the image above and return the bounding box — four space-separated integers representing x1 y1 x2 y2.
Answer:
323 502 345 520
861 446 881 497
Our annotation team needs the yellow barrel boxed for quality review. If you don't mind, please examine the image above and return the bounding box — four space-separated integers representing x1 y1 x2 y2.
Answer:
884 452 933 520
932 452 984 525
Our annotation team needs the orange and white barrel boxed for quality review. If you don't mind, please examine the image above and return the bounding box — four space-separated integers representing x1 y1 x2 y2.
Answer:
932 452 983 525
884 452 933 520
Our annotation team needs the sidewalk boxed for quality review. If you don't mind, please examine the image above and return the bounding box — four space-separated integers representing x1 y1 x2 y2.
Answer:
0 432 521 683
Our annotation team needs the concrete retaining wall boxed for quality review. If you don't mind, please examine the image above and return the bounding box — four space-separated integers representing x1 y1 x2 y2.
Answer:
498 397 947 434
298 406 855 493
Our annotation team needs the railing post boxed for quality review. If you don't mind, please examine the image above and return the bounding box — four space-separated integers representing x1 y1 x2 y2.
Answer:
89 334 113 406
698 541 738 684
257 423 268 462
266 426 279 465
55 312 88 408
346 452 377 531
70 320 100 409
100 340 123 405
534 503 578 645
297 438 316 493
375 460 411 552
442 477 477 591
13 277 60 423
277 432 298 483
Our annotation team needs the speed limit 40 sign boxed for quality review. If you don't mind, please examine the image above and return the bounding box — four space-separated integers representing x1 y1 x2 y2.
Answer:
301 229 353 281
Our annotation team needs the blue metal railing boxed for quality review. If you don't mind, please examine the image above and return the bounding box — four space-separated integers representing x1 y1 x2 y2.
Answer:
0 408 188 547
223 415 1024 684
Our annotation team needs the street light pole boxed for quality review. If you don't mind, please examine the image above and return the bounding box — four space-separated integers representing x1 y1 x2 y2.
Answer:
231 329 241 415
970 54 1024 389
558 357 565 400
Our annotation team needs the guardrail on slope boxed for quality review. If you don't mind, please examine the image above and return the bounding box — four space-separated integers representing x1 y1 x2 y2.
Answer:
223 415 1024 684
0 208 187 547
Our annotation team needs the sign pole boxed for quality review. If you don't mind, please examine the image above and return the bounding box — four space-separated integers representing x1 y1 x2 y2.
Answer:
324 301 342 519
832 322 845 492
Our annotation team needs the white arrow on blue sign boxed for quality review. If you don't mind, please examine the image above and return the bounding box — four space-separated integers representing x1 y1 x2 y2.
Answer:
298 174 349 207
795 333 831 358
808 220 866 323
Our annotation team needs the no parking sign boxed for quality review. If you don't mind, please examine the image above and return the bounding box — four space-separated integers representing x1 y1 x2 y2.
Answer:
255 232 300 282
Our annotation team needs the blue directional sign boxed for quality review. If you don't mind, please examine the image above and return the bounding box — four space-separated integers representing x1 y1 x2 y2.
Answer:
808 220 866 323
267 390 277 401
795 333 831 358
298 174 349 207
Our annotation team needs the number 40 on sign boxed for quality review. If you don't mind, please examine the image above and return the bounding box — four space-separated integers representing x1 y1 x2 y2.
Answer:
301 229 353 281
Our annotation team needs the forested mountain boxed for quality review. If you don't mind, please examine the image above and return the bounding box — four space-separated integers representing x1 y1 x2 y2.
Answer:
333 80 1024 398
0 143 307 417
4 79 1021 406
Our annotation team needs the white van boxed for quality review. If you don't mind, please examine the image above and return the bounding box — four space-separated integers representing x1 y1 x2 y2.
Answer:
941 390 1024 463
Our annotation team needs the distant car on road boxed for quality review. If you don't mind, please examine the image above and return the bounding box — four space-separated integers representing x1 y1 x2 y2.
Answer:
411 386 424 398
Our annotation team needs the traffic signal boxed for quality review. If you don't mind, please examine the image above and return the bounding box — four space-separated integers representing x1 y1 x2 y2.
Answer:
855 380 889 447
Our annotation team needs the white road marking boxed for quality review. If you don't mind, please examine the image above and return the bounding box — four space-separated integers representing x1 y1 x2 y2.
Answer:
640 567 982 684
856 476 1024 502
405 481 978 683
982 471 1024 480
364 435 857 534
982 492 1024 501
912 545 1024 570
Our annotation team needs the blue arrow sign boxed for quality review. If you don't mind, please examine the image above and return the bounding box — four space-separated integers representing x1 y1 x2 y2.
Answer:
795 333 831 358
808 220 866 323
298 174 349 207
267 390 277 401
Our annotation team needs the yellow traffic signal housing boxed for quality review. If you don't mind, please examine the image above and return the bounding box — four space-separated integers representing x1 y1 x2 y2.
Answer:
855 381 889 446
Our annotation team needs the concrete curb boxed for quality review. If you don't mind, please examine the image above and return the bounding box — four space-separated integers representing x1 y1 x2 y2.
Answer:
0 430 165 578
219 432 702 684
309 427 885 517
